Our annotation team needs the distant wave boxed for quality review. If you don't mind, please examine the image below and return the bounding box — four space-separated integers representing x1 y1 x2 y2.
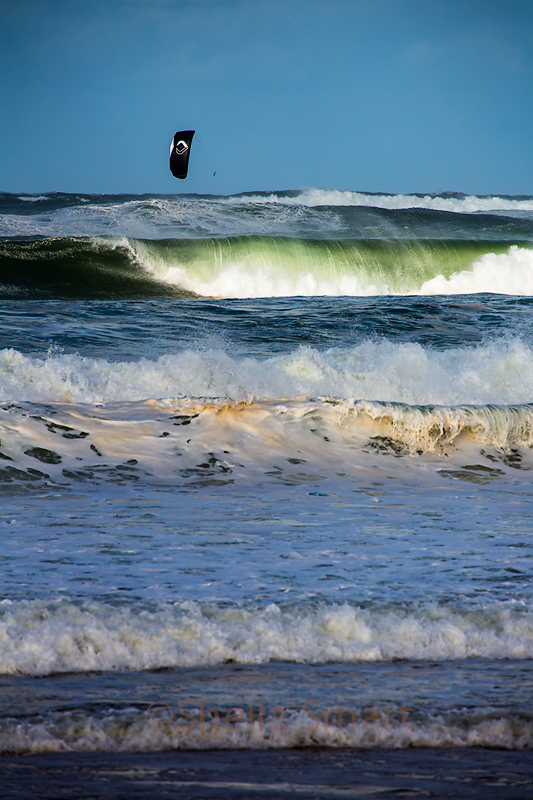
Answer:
2 190 533 241
226 188 533 214
4 189 533 214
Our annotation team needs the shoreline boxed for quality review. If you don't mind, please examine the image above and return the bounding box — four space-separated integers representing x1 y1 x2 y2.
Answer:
1 747 532 799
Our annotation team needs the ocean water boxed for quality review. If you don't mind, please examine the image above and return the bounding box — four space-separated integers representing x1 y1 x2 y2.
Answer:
1 189 533 754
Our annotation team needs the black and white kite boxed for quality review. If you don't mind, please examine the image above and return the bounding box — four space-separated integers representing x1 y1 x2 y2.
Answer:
169 130 195 179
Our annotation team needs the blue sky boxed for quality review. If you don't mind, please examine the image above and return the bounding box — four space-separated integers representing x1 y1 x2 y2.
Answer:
0 0 532 195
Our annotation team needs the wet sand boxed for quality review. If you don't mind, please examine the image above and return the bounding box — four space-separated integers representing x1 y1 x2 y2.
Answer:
1 748 532 799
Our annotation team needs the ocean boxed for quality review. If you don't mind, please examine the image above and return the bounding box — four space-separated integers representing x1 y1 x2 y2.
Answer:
1 188 533 762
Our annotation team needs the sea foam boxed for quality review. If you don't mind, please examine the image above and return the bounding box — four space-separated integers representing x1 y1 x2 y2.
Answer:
226 189 533 214
420 246 533 295
2 339 533 406
1 707 530 753
1 599 532 676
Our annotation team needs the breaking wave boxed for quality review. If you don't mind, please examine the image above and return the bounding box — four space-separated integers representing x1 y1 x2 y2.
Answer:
2 339 533 406
1 599 532 676
2 706 531 753
2 235 533 298
227 188 533 215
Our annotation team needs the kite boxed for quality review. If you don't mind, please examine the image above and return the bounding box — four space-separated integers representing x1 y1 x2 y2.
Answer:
169 130 195 179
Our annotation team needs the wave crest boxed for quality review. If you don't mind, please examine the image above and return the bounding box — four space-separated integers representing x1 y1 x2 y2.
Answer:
1 599 532 676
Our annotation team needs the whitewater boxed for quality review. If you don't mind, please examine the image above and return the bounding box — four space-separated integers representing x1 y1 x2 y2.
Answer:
1 188 533 756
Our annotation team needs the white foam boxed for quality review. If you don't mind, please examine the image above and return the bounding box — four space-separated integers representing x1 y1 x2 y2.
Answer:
17 195 48 202
420 246 533 295
1 706 530 753
226 189 533 215
2 339 533 406
1 599 532 677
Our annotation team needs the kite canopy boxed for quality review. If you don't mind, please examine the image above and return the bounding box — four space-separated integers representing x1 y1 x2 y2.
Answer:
169 130 195 179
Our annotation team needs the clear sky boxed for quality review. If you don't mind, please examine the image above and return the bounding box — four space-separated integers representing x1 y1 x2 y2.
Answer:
1 0 532 196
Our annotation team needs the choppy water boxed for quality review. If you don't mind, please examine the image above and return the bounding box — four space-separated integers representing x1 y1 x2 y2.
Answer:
1 189 532 753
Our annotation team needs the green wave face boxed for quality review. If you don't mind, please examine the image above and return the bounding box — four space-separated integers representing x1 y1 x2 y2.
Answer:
1 235 531 298
170 237 514 289
128 237 532 297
